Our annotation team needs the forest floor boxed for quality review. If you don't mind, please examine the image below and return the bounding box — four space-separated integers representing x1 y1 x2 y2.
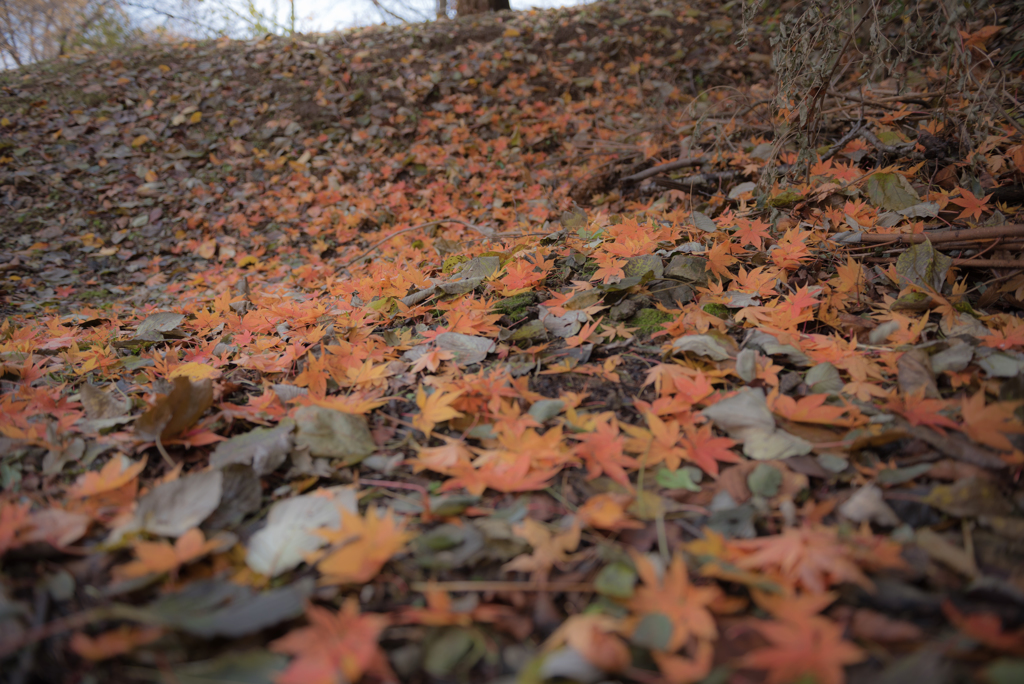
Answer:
2 0 1024 682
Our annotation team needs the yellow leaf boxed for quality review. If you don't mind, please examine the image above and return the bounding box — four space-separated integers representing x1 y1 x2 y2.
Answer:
503 518 580 579
67 457 146 499
413 387 463 434
70 626 163 661
189 111 202 124
170 362 220 381
1 117 10 127
315 508 413 585
197 239 217 260
158 64 170 72
131 135 149 148
503 28 521 37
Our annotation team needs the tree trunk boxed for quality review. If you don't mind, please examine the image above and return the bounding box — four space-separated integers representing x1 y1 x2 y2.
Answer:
456 0 509 16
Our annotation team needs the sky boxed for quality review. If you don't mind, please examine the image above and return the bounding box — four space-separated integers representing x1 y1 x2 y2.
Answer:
254 0 585 33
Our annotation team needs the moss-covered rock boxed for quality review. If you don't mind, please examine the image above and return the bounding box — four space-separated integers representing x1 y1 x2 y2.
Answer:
494 292 536 321
702 303 731 319
628 308 674 335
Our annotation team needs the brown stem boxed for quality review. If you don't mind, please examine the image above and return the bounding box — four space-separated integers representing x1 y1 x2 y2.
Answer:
620 155 709 184
0 607 113 659
865 256 1024 268
409 580 594 593
335 218 497 274
855 225 1024 244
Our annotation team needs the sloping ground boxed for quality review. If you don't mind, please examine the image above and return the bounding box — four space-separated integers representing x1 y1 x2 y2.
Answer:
1 0 1024 683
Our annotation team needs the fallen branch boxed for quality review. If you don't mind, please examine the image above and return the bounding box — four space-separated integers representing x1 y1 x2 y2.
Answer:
950 258 1024 268
335 218 496 274
855 224 1024 244
0 607 111 659
652 171 739 190
866 256 1024 268
859 127 918 156
821 120 865 162
620 155 708 184
410 580 594 593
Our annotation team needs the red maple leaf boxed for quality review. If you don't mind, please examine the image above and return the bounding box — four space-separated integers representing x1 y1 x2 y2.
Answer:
271 599 396 684
741 592 866 684
733 218 770 250
948 189 992 220
885 390 959 432
681 423 740 477
574 416 637 489
943 601 1024 654
730 526 874 593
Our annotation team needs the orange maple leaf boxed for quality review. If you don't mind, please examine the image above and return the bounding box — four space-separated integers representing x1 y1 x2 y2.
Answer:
948 188 992 220
399 584 517 627
271 599 395 684
771 393 862 427
622 413 689 470
982 319 1024 350
741 591 866 684
575 492 644 531
627 551 721 653
959 25 1001 51
503 518 580 580
771 229 813 270
680 423 740 477
943 600 1024 654
573 416 637 489
565 319 602 348
409 348 454 374
705 241 738 279
66 456 147 499
412 386 464 434
730 525 874 594
733 217 770 250
113 528 232 580
544 613 632 674
70 626 163 661
960 391 1024 451
0 500 32 556
885 390 959 432
652 642 715 684
314 507 413 585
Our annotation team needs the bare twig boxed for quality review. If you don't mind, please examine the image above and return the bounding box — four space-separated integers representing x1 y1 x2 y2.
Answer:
858 127 918 157
865 256 1024 269
855 224 1024 245
10 585 49 684
335 219 496 274
620 155 708 184
652 171 740 190
0 607 111 660
820 119 864 162
410 580 594 593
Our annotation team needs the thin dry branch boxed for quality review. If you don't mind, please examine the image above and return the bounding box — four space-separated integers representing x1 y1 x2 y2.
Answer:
620 155 709 184
856 224 1024 244
335 218 496 274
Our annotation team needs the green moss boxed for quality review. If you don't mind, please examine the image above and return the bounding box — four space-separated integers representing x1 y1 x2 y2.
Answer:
578 258 599 279
702 303 731 319
628 308 674 334
953 300 976 315
442 255 468 274
494 293 535 321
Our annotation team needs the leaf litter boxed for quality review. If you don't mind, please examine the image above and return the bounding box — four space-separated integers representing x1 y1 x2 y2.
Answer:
2 0 1024 682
